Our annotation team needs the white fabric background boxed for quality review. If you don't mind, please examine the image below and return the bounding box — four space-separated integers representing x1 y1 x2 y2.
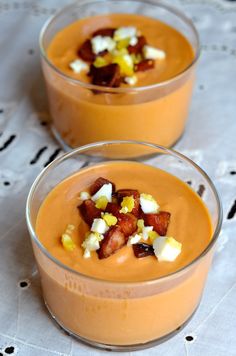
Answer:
0 0 236 355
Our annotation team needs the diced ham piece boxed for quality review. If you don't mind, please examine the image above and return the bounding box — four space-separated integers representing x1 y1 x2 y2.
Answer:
78 199 101 226
78 39 96 62
134 59 155 72
132 243 155 258
143 211 171 236
97 226 126 259
92 28 116 38
128 35 147 54
90 63 121 87
90 177 116 195
118 213 137 238
106 202 121 217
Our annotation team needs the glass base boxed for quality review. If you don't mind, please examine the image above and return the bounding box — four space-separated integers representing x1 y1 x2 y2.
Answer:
50 124 185 153
51 125 73 152
44 300 199 352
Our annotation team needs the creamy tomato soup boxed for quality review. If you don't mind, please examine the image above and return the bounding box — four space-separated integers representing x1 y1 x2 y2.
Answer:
34 162 213 345
42 13 196 148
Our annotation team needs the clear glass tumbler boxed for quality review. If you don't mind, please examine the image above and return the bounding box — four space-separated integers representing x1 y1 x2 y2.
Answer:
26 141 222 351
40 0 200 149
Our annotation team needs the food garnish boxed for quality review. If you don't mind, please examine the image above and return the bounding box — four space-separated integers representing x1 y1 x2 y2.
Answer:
133 243 155 258
61 224 76 252
75 177 182 261
69 25 166 87
153 236 182 262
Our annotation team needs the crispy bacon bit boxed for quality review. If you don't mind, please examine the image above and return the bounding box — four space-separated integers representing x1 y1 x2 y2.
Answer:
128 35 147 54
90 63 121 87
143 211 171 236
133 243 155 258
92 27 116 38
78 39 96 62
78 199 101 226
134 59 155 72
116 189 140 217
90 177 116 196
97 226 126 259
118 213 137 237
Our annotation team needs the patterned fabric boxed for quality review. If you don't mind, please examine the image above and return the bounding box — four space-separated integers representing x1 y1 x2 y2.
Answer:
0 0 236 355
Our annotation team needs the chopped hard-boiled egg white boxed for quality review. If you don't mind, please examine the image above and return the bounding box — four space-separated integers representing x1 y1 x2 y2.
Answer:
69 59 89 74
142 226 153 241
61 234 76 252
114 26 137 41
91 218 109 234
91 35 116 54
82 232 104 258
153 236 182 262
79 191 91 201
83 249 92 259
129 36 138 46
140 193 159 214
143 45 166 60
124 75 137 86
127 233 142 246
91 183 112 202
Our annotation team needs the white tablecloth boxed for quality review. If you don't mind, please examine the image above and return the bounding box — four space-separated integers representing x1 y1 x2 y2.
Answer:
0 0 236 355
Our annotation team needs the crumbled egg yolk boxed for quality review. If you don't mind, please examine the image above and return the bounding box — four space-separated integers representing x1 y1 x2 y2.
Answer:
131 53 142 64
102 213 117 227
61 224 76 252
95 196 108 210
148 230 159 243
93 56 108 68
120 196 135 213
111 48 128 56
116 38 130 50
113 54 134 76
61 234 76 252
137 219 145 233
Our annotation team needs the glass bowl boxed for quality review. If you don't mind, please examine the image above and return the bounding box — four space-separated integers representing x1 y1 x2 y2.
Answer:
40 0 200 149
26 141 222 351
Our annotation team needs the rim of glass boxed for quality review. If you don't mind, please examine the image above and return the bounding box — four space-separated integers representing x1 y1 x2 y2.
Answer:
39 0 201 94
26 140 222 287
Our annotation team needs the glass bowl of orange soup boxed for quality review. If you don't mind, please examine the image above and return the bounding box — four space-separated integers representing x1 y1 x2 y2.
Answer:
26 141 222 351
40 0 200 150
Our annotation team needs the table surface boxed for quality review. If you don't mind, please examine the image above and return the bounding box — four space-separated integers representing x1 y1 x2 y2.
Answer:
0 0 236 355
